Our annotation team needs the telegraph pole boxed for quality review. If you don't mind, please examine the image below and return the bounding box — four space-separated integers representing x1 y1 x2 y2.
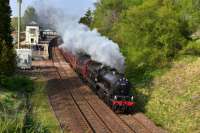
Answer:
17 0 22 49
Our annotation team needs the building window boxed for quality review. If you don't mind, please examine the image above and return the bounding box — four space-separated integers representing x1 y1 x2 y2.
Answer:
30 28 36 34
31 38 34 43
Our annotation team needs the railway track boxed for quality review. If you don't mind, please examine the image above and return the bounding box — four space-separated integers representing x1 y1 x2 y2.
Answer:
49 48 93 132
119 114 167 133
54 48 134 133
50 47 134 132
46 47 166 133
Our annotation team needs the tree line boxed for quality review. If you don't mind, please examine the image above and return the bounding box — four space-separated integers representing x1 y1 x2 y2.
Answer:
0 0 16 75
80 0 200 83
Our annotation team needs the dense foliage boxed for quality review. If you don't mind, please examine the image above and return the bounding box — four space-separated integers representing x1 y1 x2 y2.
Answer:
0 0 16 75
80 0 200 84
79 9 93 27
0 75 33 92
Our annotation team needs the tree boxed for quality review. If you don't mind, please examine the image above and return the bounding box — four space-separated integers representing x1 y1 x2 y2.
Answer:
11 17 25 31
0 0 16 75
11 17 18 31
0 40 16 75
79 9 93 27
91 0 143 36
23 6 38 25
0 0 12 45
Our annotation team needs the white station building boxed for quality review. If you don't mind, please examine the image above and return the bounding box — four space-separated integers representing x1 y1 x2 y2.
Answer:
16 21 58 69
25 21 40 46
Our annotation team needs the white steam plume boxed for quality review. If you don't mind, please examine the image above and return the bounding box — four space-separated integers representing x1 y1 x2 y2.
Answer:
34 1 125 72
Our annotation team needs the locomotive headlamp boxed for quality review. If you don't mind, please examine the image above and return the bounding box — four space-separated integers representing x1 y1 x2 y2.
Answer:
131 96 134 101
114 96 117 100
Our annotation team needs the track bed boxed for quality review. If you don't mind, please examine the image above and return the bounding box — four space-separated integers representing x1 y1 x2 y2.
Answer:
33 47 166 133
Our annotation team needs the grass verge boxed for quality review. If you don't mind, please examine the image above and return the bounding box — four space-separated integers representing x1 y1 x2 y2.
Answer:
0 75 62 133
31 79 62 133
133 56 200 133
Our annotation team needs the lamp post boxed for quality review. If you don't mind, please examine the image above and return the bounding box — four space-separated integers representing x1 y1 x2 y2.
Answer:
17 0 22 49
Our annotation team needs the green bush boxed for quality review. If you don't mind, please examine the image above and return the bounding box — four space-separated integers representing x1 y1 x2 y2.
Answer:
183 41 200 56
0 40 16 75
0 75 34 93
23 114 50 133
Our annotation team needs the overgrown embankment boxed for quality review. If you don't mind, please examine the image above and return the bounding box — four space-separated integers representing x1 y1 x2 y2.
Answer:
134 56 200 132
0 75 61 133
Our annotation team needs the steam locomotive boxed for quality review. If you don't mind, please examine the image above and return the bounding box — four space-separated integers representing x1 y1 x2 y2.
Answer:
60 48 135 113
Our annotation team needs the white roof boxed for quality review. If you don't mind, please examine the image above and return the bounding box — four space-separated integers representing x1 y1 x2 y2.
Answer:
27 21 39 26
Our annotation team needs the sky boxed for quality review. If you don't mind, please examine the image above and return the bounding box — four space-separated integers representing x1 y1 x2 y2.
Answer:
10 0 96 17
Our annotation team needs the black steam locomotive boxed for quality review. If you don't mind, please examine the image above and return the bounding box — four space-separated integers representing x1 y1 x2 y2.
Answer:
61 49 135 113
